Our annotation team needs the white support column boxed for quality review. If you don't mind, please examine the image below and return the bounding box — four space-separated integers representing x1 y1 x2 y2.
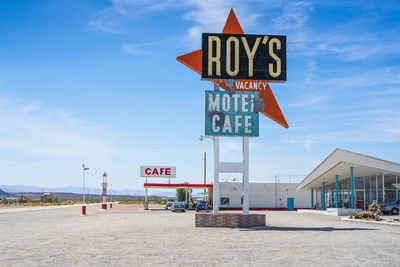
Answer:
144 188 148 209
369 176 372 203
396 176 399 200
375 175 378 202
242 137 249 215
144 177 148 209
382 173 385 202
213 136 220 215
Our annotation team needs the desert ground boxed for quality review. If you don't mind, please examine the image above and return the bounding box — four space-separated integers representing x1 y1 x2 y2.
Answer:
0 204 399 266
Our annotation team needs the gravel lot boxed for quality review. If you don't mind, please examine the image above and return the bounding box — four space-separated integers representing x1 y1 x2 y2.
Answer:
0 204 400 266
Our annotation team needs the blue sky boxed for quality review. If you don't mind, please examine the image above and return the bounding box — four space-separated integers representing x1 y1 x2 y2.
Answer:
0 0 399 192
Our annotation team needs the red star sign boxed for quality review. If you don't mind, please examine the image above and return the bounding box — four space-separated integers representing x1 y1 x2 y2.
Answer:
177 9 288 128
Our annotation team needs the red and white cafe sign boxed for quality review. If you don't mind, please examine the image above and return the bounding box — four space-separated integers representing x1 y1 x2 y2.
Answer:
140 166 176 178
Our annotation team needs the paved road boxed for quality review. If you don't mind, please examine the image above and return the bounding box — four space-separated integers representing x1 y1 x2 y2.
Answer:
0 204 399 266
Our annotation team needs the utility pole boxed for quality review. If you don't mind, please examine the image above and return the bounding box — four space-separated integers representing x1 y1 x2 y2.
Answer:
204 152 206 200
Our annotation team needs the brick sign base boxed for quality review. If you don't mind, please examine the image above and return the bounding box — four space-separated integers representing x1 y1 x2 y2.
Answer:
195 213 266 228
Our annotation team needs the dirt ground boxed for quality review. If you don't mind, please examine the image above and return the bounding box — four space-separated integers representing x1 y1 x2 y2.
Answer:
0 204 400 266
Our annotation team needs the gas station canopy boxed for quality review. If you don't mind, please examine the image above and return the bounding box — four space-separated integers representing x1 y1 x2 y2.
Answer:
144 183 213 189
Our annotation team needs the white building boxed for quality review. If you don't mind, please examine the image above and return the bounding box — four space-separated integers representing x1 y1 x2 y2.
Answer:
296 148 400 211
218 181 310 209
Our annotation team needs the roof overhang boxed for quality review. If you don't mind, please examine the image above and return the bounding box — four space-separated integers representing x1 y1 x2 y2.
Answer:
144 183 213 189
296 148 400 191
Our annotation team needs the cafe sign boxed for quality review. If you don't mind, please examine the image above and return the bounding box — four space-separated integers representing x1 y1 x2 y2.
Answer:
205 90 259 137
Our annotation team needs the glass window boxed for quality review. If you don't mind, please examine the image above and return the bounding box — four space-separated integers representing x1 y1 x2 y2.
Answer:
371 176 376 190
221 197 229 205
384 175 396 190
355 177 364 190
365 177 370 189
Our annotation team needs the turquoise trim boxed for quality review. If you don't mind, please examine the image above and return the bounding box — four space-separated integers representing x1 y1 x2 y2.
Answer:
335 175 339 208
350 167 354 209
322 182 325 210
311 187 314 209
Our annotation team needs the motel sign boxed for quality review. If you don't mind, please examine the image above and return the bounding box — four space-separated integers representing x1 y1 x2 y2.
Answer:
202 33 286 82
205 91 259 137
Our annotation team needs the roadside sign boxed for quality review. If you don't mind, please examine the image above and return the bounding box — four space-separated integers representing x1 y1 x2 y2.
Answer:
140 166 176 178
176 9 288 128
202 33 286 82
205 91 259 137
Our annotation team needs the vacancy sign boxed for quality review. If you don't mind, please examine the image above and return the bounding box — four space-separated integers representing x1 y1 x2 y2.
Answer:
202 33 286 82
205 91 259 137
140 166 176 178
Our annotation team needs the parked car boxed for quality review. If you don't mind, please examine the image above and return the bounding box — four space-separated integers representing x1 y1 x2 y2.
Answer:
380 200 400 215
196 200 207 212
171 202 185 212
165 199 176 210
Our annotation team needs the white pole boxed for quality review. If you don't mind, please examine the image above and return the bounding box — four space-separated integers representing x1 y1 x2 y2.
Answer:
213 136 220 215
375 175 378 203
243 137 249 215
83 169 86 204
382 173 385 203
204 152 207 201
144 177 148 209
396 176 399 200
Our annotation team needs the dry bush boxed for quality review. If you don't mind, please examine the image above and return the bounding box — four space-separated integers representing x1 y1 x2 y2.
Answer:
351 203 382 221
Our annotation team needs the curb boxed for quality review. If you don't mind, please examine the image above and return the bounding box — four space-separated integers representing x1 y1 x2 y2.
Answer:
341 217 400 226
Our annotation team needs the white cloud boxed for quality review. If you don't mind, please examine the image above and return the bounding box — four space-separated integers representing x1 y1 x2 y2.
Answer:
317 67 400 88
90 0 260 47
284 95 326 108
0 94 116 158
89 0 176 34
182 0 260 48
273 1 313 30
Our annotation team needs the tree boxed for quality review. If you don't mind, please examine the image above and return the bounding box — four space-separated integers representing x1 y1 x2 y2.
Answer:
176 182 192 202
176 188 186 202
18 195 27 204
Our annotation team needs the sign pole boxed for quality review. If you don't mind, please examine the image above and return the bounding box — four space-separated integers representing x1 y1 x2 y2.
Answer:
204 152 206 201
144 177 148 210
213 136 220 215
243 137 249 215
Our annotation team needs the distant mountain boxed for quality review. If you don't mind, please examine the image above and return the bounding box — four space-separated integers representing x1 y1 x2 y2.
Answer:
0 189 10 196
0 185 175 197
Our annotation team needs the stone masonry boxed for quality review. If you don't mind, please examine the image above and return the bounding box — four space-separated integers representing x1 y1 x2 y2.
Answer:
195 213 266 228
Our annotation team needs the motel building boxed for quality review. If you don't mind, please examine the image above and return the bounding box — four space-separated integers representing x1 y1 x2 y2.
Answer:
296 148 400 215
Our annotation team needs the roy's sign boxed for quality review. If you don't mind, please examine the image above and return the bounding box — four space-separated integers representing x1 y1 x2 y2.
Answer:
205 91 259 137
202 33 286 82
140 166 176 178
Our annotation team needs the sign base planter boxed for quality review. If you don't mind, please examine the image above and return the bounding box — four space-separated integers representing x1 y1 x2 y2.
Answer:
195 213 265 228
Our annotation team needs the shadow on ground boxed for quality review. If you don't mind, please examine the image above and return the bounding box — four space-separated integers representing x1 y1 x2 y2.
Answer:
239 226 377 232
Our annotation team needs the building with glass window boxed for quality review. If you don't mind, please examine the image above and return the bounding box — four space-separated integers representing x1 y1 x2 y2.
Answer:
296 148 400 211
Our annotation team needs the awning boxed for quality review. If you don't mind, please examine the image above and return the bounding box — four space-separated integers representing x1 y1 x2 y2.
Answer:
144 183 213 189
296 148 400 191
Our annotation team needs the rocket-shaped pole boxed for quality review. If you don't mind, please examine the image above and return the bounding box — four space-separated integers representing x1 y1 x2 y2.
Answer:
102 172 108 209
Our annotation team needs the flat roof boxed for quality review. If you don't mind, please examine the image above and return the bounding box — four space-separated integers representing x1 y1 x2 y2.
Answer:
296 148 400 191
144 183 213 189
